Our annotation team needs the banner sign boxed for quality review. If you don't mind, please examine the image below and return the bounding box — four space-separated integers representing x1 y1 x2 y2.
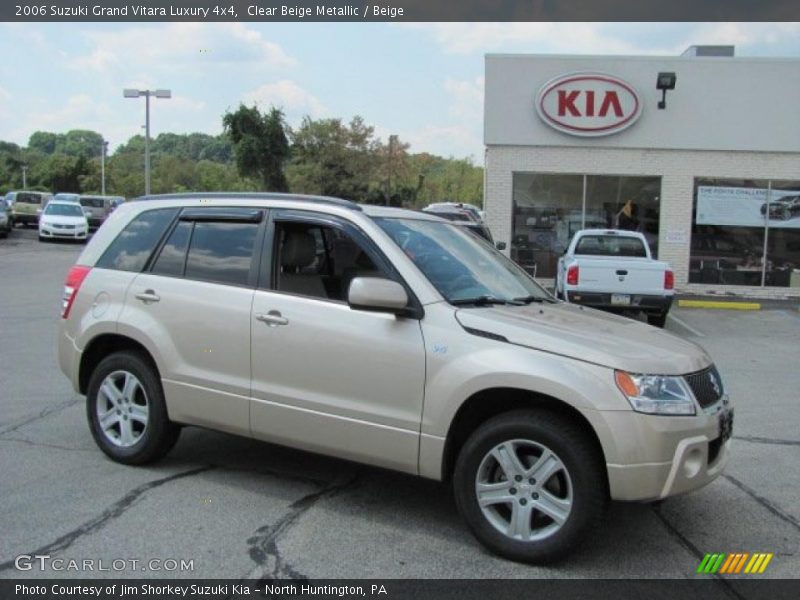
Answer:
696 186 800 229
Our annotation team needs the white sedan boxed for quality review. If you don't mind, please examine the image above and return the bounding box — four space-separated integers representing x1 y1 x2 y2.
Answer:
38 200 89 242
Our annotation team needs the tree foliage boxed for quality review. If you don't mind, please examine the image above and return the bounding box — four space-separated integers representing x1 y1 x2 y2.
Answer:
223 104 289 192
0 114 483 208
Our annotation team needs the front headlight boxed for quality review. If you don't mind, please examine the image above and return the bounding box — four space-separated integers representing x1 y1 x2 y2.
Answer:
615 370 696 416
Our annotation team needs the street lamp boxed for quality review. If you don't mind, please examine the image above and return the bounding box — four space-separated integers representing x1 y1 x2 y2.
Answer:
123 88 171 195
21 165 27 189
101 139 109 196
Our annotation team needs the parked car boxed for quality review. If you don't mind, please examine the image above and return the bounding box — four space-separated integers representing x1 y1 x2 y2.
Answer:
5 191 53 227
38 200 89 242
425 202 484 222
80 195 125 229
59 193 731 563
0 201 11 238
555 229 674 327
760 195 800 221
422 204 478 222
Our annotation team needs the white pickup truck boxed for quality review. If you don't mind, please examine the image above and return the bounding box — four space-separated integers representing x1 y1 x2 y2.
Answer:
555 229 674 327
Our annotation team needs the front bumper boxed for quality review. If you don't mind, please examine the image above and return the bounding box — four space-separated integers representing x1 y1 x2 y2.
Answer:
40 225 88 239
599 399 732 501
566 291 673 314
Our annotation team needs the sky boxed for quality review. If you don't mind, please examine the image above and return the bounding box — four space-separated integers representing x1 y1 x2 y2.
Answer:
0 22 798 161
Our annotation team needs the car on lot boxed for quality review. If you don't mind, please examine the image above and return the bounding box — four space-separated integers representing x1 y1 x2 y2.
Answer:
6 190 53 227
760 194 800 221
58 193 732 563
425 202 485 222
38 200 89 242
555 229 674 328
80 195 125 229
0 200 11 237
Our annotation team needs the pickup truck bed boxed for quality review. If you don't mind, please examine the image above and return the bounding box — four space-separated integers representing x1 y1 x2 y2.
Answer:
556 229 674 327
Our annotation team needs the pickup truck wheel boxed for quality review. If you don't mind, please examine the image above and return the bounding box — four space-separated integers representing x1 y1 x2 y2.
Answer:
647 312 668 328
86 351 180 465
453 409 605 563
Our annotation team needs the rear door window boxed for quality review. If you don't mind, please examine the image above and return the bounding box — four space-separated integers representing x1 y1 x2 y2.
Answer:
184 221 258 286
151 221 192 277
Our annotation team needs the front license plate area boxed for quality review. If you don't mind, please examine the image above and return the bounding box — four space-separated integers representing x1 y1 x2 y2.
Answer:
611 294 631 306
719 408 734 442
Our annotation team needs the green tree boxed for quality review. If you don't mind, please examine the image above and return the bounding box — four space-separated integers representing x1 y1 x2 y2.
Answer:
222 104 289 192
286 116 381 200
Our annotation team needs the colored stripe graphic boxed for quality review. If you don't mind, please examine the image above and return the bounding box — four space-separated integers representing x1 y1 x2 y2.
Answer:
703 552 774 574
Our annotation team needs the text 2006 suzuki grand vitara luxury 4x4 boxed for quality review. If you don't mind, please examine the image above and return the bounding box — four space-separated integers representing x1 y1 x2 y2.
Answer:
59 194 733 563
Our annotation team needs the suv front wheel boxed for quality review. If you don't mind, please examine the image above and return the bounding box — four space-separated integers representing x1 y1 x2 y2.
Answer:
453 409 606 563
86 351 180 465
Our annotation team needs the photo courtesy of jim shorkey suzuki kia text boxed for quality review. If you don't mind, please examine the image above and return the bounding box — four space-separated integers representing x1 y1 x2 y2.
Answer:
14 584 387 597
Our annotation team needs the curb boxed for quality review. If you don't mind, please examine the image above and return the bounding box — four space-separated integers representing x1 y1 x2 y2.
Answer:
677 299 761 310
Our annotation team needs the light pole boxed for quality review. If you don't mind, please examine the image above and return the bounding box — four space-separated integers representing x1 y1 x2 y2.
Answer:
21 165 27 189
123 88 171 195
101 139 108 195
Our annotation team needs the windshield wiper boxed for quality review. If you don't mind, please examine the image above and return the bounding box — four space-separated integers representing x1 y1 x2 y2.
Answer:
512 295 554 304
450 295 523 307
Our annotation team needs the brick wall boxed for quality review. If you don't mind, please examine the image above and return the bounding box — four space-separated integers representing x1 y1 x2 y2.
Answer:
484 146 800 297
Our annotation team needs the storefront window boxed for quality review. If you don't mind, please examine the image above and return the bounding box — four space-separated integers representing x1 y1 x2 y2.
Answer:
511 173 660 278
690 178 800 287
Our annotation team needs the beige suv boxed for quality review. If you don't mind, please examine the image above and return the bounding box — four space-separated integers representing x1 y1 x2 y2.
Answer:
58 194 732 563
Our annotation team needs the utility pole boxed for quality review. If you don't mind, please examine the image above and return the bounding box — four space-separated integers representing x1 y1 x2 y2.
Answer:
101 140 108 195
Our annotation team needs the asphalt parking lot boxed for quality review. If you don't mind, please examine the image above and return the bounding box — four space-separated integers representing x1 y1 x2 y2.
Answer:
0 227 798 583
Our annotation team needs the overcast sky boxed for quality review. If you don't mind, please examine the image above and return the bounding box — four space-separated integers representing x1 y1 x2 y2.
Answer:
0 22 797 160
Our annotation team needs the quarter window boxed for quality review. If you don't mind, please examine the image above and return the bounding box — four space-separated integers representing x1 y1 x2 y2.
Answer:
96 208 178 272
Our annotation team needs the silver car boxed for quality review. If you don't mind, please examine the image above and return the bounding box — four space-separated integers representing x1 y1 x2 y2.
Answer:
58 193 732 563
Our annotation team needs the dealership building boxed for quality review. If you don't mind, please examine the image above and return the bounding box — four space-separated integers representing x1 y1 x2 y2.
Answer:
484 47 800 296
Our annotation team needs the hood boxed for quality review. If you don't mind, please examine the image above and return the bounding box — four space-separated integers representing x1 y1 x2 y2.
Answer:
42 215 86 225
455 303 710 375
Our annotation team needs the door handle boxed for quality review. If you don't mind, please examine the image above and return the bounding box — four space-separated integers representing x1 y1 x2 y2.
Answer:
135 290 160 303
255 311 289 327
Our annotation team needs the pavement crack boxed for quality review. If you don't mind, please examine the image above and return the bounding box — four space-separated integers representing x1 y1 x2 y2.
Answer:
732 435 800 447
0 436 95 453
0 465 214 572
0 396 81 436
723 474 800 532
244 473 359 581
651 504 747 600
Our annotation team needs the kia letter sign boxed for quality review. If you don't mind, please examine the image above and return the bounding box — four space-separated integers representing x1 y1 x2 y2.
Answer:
536 73 642 137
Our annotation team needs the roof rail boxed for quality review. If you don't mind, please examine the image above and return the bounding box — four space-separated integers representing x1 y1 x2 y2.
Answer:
131 192 363 212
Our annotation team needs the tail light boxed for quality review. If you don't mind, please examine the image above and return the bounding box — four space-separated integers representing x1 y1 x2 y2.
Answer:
62 265 91 319
664 270 674 290
566 265 579 286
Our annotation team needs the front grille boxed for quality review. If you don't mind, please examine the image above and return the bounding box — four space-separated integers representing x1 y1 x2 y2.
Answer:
54 223 75 229
684 365 724 409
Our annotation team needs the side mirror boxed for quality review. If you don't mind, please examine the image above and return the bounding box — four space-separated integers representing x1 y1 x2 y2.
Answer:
348 277 409 315
495 241 507 251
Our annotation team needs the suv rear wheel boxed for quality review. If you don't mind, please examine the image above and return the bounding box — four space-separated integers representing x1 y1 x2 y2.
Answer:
86 351 180 465
453 409 606 563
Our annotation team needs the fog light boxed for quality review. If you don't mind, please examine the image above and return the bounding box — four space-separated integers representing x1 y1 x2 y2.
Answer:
683 448 703 479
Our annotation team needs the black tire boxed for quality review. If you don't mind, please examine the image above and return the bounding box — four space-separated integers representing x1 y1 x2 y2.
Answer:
647 312 668 328
453 409 606 563
86 351 180 465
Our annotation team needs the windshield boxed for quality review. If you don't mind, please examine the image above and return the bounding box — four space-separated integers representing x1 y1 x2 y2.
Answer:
45 203 84 217
376 217 551 305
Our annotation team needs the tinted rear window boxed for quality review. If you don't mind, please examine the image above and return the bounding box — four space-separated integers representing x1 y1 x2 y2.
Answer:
17 193 42 205
80 197 105 208
574 235 647 257
96 208 178 272
184 221 257 286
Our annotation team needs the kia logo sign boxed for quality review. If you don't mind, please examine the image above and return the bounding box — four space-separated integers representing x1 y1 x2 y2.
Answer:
536 73 642 137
